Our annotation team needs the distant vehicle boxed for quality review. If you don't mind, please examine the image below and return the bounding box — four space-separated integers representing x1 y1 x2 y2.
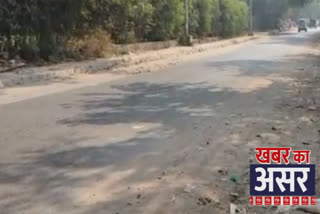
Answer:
298 20 308 32
309 19 317 28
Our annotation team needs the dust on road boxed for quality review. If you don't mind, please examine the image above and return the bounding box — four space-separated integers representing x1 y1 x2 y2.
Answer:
1 31 320 214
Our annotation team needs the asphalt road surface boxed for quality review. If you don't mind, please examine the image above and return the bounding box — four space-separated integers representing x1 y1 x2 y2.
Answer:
1 30 319 214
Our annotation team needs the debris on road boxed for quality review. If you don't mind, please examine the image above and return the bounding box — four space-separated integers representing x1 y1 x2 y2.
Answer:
230 203 241 214
249 157 254 163
184 184 196 193
197 146 204 151
229 174 239 183
299 116 313 125
217 167 228 176
230 192 240 202
171 195 176 203
308 106 317 111
272 126 280 131
198 197 212 206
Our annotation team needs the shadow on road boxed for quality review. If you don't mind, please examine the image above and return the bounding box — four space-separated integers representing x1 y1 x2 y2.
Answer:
1 51 320 214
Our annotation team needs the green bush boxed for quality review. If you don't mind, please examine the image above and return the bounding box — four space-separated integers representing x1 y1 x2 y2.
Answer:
0 0 252 61
219 0 248 38
20 40 39 62
148 0 185 41
197 0 215 37
66 28 113 58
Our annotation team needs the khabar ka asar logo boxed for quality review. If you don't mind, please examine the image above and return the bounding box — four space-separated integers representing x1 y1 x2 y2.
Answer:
250 147 316 206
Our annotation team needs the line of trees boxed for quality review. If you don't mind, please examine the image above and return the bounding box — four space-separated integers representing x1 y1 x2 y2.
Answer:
253 0 314 31
0 0 250 61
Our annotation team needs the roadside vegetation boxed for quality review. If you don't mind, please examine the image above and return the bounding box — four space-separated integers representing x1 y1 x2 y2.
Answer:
0 0 314 62
0 0 248 62
253 0 317 31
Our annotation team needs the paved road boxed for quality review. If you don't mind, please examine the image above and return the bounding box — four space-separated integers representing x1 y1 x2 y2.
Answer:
0 30 318 214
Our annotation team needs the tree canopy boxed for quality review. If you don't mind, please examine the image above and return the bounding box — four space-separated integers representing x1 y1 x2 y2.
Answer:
252 0 315 31
8 0 313 61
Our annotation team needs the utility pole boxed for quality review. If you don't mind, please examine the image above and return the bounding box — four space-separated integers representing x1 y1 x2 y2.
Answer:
185 0 189 37
249 0 253 36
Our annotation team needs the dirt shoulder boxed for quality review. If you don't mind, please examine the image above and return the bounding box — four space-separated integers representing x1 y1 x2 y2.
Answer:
228 33 320 214
0 35 266 105
0 35 264 88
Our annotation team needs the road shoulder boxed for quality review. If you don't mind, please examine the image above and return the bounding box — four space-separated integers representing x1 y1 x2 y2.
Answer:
0 35 266 105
